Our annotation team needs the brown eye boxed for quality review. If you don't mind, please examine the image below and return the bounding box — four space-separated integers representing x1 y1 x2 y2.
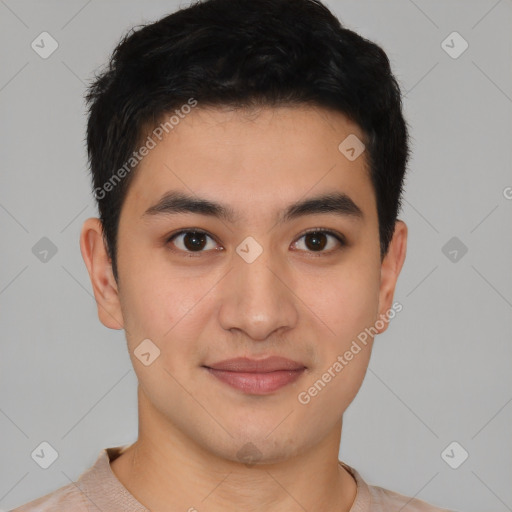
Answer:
304 232 328 251
168 230 218 252
293 230 345 253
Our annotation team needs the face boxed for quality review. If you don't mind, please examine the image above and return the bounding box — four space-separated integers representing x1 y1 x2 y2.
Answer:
81 105 407 465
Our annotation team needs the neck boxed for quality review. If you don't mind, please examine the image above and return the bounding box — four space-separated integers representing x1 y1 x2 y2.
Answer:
110 387 357 512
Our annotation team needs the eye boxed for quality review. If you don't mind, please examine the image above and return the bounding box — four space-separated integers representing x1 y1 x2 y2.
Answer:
292 229 346 254
165 228 346 255
166 229 220 253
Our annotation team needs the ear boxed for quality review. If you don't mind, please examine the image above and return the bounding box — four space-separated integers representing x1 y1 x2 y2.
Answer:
79 217 124 330
376 220 407 334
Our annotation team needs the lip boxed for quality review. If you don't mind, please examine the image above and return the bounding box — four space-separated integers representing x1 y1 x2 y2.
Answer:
203 356 306 395
205 356 306 372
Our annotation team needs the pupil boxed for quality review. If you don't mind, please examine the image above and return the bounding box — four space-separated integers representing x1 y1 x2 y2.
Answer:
184 232 206 251
305 232 326 251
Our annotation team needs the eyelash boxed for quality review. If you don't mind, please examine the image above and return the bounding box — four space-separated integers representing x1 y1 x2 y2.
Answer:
165 228 347 257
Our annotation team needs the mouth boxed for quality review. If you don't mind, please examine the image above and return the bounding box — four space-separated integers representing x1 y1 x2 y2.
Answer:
202 356 307 395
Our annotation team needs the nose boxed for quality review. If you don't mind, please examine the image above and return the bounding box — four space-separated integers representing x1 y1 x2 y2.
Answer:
217 246 299 341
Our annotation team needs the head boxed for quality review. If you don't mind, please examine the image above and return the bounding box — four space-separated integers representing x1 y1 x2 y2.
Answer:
80 0 409 464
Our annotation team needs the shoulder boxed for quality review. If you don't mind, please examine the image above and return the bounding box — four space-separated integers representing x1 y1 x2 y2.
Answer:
367 481 457 511
10 446 135 512
10 483 89 511
341 462 458 512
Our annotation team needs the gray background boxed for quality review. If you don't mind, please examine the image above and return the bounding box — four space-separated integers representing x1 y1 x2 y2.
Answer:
1 1 511 510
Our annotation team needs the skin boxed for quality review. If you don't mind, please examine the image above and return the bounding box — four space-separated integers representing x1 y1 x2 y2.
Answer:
80 105 407 512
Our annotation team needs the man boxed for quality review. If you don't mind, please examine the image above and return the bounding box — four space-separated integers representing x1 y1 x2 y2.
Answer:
13 0 457 510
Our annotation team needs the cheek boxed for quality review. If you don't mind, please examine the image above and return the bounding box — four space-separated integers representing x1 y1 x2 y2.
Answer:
303 260 381 345
295 253 380 409
295 342 373 435
119 248 191 331
118 259 215 372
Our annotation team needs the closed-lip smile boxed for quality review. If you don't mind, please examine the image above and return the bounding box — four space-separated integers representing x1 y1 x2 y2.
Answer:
203 356 306 394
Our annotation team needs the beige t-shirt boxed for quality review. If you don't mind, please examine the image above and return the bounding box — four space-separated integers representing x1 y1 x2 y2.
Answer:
11 446 456 511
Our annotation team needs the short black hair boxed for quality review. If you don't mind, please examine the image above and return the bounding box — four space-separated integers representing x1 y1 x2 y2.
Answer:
85 0 410 283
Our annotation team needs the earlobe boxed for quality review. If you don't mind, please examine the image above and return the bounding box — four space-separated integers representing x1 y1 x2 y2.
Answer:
79 217 124 330
376 220 407 334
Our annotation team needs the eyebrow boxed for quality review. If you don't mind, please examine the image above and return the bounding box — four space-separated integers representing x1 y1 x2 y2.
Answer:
141 190 364 224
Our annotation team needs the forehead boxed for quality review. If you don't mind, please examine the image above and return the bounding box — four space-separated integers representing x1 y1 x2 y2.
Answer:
122 106 375 223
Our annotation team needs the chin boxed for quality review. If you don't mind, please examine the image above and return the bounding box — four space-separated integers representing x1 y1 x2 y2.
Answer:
202 425 308 467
